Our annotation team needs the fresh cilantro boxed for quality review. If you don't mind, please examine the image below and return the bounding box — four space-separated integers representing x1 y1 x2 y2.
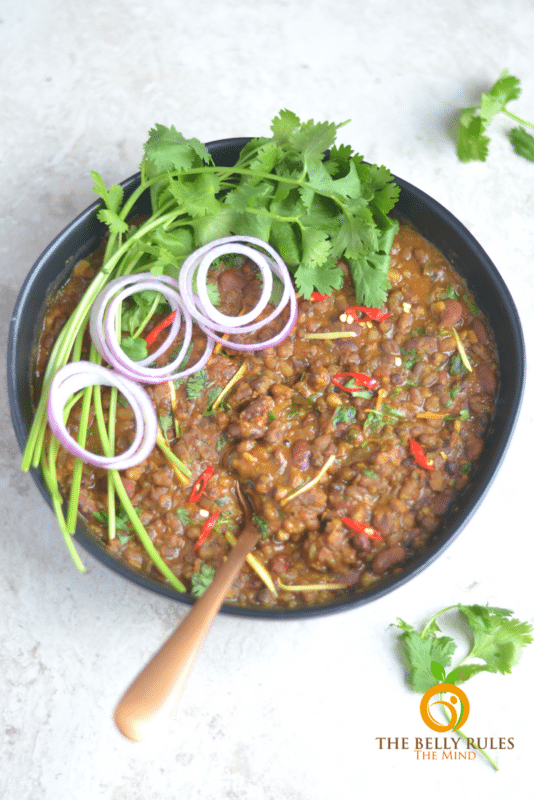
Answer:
508 126 534 161
176 507 193 526
333 405 357 425
91 112 402 308
120 335 149 361
400 348 422 370
158 413 173 444
287 394 320 419
215 434 228 452
396 604 532 770
458 409 470 421
93 510 129 531
91 171 129 236
252 515 270 540
449 352 470 375
191 562 216 597
185 369 208 400
362 469 378 479
364 404 404 436
441 286 457 300
457 70 534 162
461 461 473 474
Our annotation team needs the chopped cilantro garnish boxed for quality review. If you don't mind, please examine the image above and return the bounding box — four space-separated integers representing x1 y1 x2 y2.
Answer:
191 562 216 597
176 507 193 526
93 508 130 532
362 469 378 479
364 403 404 435
449 353 470 375
253 515 270 540
333 405 357 425
186 369 208 400
400 348 422 370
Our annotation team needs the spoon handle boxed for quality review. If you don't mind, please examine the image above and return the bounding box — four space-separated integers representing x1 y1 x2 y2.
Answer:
114 524 259 742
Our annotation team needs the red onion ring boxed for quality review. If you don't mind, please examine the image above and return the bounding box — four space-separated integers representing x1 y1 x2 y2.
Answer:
178 235 298 351
89 273 214 384
47 361 158 470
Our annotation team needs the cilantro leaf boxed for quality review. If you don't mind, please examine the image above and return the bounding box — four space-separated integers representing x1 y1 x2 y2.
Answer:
191 562 216 597
91 171 129 235
456 70 534 162
185 369 208 400
396 604 532 691
143 124 212 172
120 336 148 361
509 126 534 161
396 617 457 693
293 256 344 298
458 604 533 675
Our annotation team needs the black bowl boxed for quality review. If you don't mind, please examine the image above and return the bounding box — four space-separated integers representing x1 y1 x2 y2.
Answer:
7 138 526 619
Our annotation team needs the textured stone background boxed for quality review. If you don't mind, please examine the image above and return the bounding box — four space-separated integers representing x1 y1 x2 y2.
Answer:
1 1 533 797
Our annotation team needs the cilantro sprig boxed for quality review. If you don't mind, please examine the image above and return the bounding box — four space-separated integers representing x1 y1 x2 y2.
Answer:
117 110 399 306
457 70 534 162
396 604 532 770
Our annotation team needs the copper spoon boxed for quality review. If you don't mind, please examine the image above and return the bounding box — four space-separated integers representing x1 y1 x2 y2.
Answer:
114 484 260 743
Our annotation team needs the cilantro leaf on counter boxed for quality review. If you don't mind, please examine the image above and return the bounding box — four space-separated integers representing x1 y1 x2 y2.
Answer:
457 70 534 162
395 604 532 770
509 125 534 161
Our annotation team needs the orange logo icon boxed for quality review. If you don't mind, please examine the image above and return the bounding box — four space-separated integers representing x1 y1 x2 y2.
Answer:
420 683 470 732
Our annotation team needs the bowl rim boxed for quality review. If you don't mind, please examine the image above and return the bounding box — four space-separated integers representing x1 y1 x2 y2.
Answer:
7 137 526 619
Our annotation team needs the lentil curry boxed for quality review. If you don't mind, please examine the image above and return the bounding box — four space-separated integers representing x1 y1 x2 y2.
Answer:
35 222 499 609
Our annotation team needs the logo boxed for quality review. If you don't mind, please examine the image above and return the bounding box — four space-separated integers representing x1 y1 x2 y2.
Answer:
420 683 470 732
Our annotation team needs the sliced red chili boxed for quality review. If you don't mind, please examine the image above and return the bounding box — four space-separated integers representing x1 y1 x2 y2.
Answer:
193 509 221 551
310 292 330 301
345 305 391 321
189 466 214 503
341 517 382 541
332 372 379 392
145 309 178 348
409 438 434 470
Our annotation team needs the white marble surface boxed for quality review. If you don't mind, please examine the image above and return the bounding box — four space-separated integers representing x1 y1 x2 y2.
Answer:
2 1 533 797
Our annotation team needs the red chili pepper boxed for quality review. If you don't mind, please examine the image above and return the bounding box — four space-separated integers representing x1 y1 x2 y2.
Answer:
341 517 382 541
332 372 379 392
409 438 434 470
145 309 178 347
189 466 214 503
193 509 221 551
310 292 330 301
345 305 391 321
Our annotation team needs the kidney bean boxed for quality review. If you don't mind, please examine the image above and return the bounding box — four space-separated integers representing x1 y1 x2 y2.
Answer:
404 335 438 355
372 545 407 575
477 364 498 393
465 437 484 460
472 318 490 344
271 554 292 575
440 298 464 327
290 440 311 471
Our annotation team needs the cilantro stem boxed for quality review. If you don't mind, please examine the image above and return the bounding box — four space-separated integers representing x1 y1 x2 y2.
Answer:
420 604 457 638
503 110 534 130
440 699 499 770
